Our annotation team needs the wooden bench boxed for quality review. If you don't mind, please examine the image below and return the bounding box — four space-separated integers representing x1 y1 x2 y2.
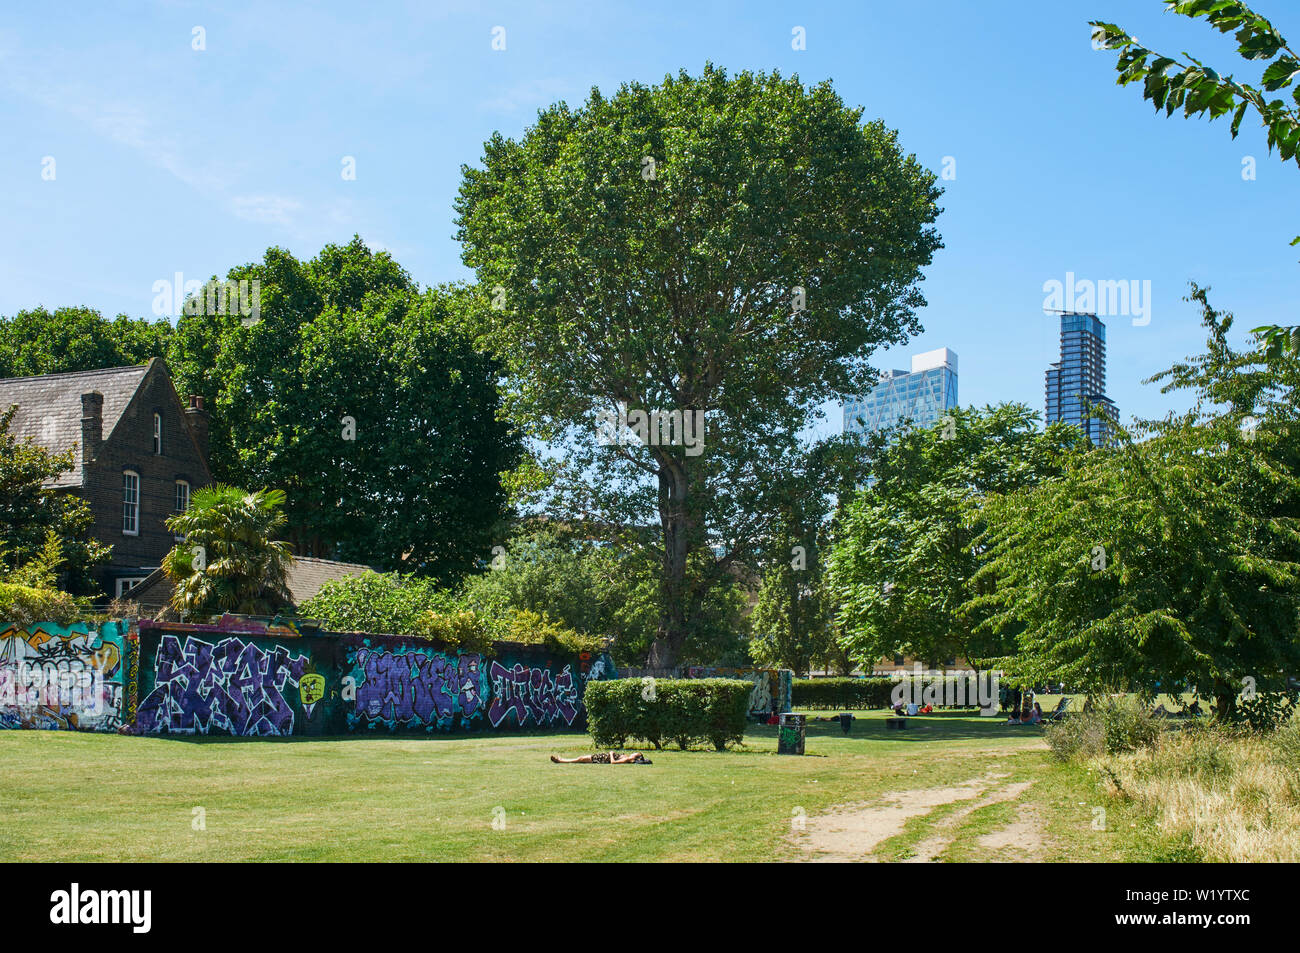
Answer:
885 717 907 729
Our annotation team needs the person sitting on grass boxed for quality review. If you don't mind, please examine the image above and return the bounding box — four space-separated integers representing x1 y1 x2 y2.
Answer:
1004 710 1022 725
1026 702 1043 724
551 751 652 764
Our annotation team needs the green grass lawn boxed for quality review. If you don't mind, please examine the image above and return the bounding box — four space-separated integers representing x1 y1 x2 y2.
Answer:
0 710 1167 862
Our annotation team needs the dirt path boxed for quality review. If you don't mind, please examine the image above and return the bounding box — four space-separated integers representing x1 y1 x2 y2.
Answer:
791 772 1046 862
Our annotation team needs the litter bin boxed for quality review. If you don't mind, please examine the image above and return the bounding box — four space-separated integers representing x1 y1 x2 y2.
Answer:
777 713 806 755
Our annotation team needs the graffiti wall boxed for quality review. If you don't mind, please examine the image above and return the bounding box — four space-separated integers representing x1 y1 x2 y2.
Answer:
136 633 310 736
346 643 487 731
130 619 616 737
0 621 128 731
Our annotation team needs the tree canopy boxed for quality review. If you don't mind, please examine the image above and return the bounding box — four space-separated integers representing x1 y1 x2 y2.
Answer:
456 65 943 666
828 404 1087 672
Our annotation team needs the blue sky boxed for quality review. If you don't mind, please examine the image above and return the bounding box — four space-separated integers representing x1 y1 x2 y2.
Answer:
2 0 1297 439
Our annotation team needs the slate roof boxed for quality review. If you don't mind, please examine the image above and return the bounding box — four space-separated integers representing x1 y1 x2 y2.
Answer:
0 361 155 487
126 556 374 612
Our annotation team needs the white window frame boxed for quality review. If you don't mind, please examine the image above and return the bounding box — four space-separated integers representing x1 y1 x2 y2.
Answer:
174 479 191 541
116 576 147 598
153 413 162 454
122 470 140 536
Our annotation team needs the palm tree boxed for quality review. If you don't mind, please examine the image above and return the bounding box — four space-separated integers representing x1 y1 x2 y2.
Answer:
163 485 293 617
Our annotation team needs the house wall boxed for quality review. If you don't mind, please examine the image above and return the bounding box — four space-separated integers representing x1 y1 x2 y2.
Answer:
82 367 210 596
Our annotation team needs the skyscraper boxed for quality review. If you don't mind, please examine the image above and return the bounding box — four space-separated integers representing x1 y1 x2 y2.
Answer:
1045 311 1118 447
844 347 959 437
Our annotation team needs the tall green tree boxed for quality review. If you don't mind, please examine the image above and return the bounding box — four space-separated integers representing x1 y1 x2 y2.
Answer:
1091 1 1300 354
971 289 1300 719
167 238 521 580
0 307 171 378
162 485 293 617
0 406 110 593
828 404 1086 673
456 65 943 666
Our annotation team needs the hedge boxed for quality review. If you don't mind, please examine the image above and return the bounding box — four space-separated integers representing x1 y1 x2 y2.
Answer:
584 678 753 751
793 677 987 710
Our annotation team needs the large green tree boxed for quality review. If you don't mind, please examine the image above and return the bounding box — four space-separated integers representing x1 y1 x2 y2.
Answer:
456 65 943 666
0 307 171 378
0 406 110 593
971 289 1300 718
167 238 521 580
828 404 1086 673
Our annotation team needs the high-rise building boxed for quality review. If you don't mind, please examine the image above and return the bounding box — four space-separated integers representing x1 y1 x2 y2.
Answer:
843 347 959 437
1045 311 1118 447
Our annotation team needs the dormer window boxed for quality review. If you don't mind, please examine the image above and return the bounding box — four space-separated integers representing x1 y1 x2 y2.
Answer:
153 413 162 454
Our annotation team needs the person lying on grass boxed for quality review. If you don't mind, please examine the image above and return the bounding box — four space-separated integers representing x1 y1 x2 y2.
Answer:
551 751 653 764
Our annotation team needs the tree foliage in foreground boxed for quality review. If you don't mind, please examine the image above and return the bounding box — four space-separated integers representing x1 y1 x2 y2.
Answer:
1091 1 1300 354
972 288 1300 719
0 406 110 593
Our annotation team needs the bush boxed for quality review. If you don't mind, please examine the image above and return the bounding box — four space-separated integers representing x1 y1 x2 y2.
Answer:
584 678 753 751
1232 691 1297 734
792 676 987 710
0 581 88 627
496 608 604 655
411 608 495 654
1045 696 1162 762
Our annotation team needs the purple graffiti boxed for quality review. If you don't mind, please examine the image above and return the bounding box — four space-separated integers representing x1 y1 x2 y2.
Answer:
486 661 579 728
351 649 484 729
136 635 307 736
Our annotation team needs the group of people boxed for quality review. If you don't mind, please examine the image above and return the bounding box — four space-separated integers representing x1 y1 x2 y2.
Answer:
1006 701 1044 725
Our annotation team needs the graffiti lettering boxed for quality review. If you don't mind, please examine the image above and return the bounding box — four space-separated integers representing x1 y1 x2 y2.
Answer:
0 623 124 731
486 661 579 728
136 635 307 736
349 648 486 730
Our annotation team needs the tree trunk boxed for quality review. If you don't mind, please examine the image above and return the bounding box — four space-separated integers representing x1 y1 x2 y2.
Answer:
648 458 691 669
1211 677 1237 723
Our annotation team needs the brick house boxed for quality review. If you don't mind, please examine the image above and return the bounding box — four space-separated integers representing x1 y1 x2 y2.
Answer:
0 358 212 599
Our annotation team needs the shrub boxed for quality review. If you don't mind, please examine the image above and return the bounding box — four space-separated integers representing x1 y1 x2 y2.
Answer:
1232 691 1296 734
1045 696 1162 762
0 581 88 627
298 570 455 635
411 608 495 654
792 676 988 710
584 678 752 751
1044 713 1106 762
497 608 604 655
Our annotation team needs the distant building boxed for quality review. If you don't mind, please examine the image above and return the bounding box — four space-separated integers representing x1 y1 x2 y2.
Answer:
843 347 959 437
0 359 212 599
1044 312 1118 447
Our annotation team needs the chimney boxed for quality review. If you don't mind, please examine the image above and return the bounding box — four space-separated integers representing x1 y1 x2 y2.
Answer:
185 394 209 463
80 391 103 466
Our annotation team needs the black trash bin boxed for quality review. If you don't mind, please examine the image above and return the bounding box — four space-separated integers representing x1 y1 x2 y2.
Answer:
778 713 806 755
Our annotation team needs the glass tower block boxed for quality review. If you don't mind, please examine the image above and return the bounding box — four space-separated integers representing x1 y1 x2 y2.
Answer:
1044 312 1118 447
843 348 959 438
